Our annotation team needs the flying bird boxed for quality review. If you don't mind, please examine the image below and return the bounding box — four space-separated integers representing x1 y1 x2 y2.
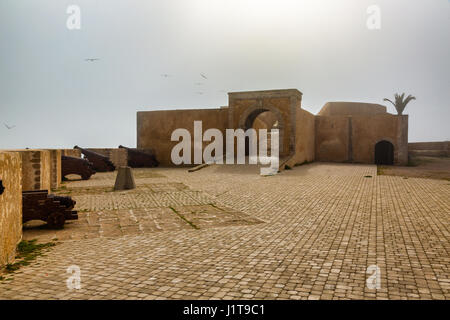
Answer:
195 82 203 86
196 92 204 95
4 123 16 130
200 73 208 79
161 74 172 78
85 58 100 62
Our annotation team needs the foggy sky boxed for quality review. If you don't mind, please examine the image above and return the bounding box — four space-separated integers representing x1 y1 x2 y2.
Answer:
0 0 449 149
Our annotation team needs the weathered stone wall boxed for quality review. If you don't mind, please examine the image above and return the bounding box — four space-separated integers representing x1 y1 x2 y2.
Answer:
409 141 449 157
136 91 409 167
294 109 315 164
12 150 52 191
39 150 52 191
0 152 22 267
352 114 408 165
315 114 408 165
61 149 81 158
318 102 387 116
48 149 62 190
137 108 229 166
87 148 128 168
315 116 350 162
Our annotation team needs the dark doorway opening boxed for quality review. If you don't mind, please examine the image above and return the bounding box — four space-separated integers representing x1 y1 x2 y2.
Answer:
375 140 394 165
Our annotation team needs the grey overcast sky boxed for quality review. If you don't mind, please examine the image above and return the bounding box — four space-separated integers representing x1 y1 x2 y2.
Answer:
0 0 449 149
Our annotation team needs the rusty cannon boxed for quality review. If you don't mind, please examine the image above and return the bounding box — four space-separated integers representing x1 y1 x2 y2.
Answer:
22 190 78 229
62 155 96 180
74 146 115 172
118 145 159 168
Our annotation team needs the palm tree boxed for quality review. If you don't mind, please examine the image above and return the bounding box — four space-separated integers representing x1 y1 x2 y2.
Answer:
383 93 416 115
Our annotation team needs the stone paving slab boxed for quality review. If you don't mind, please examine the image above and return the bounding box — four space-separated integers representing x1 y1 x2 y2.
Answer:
1 164 449 300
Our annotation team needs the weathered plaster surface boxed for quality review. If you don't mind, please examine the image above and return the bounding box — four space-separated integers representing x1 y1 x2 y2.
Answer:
136 90 409 167
0 152 22 267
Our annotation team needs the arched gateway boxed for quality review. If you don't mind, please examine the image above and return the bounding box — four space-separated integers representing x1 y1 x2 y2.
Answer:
228 89 302 158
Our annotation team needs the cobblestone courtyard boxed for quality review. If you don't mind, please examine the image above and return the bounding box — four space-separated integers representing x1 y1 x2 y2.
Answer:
0 163 449 299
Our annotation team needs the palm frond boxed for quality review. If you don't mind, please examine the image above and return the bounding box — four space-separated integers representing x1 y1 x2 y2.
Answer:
383 98 395 106
404 95 416 105
384 92 416 115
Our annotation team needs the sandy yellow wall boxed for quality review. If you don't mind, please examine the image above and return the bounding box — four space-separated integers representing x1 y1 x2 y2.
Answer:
294 109 315 164
315 114 408 165
318 102 387 116
61 149 81 158
39 150 52 191
0 152 22 267
137 108 229 166
409 141 449 157
351 114 408 165
315 116 350 162
6 150 53 191
48 149 62 190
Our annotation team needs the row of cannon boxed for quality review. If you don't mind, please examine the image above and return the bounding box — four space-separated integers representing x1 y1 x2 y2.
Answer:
0 147 158 230
27 146 158 229
62 145 159 181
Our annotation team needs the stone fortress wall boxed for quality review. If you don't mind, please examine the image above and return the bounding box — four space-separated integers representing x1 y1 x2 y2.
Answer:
408 141 449 157
137 89 409 167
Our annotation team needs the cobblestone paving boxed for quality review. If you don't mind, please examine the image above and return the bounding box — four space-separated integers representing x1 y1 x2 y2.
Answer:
1 163 449 300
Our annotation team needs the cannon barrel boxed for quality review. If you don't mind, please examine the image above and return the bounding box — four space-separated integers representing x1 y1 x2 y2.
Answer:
118 145 159 168
73 146 115 172
62 155 96 180
74 145 109 160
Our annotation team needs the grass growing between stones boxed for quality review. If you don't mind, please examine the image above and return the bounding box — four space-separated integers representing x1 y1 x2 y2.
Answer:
1 239 57 279
169 206 199 230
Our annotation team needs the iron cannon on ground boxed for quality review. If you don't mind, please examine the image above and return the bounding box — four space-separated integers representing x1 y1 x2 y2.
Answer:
22 190 78 229
74 146 115 172
119 145 159 168
61 155 96 180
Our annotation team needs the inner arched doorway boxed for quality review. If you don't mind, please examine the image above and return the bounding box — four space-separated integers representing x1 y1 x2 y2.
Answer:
375 140 394 165
242 109 282 156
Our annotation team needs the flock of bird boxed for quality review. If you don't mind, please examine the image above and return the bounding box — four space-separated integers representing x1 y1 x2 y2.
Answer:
84 58 223 96
3 60 223 132
158 71 220 95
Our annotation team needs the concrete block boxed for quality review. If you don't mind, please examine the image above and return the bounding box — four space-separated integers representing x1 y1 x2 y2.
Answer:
114 166 136 191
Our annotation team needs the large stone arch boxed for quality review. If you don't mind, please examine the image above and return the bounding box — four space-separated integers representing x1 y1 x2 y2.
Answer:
228 89 302 158
237 104 285 154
